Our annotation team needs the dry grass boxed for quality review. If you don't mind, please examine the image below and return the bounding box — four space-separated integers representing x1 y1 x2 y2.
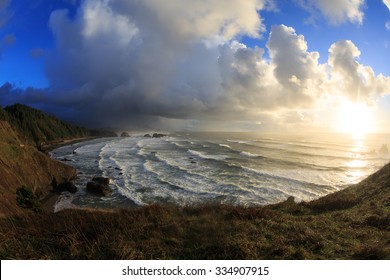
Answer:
1 196 389 260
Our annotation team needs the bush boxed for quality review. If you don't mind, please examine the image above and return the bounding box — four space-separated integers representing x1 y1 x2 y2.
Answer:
16 186 41 212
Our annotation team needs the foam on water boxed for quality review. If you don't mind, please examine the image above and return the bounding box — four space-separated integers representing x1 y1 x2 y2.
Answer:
51 132 390 210
188 149 228 161
240 151 260 158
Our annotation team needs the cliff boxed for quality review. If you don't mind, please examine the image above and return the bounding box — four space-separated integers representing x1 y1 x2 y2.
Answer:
0 105 83 216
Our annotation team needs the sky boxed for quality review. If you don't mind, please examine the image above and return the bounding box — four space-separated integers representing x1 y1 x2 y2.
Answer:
1 0 390 133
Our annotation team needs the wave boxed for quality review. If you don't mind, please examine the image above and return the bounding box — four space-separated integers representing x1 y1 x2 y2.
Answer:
188 149 228 161
240 166 337 194
240 151 259 158
219 144 232 149
227 139 251 144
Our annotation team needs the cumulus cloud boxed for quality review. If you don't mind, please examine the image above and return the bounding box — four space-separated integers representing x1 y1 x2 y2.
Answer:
297 0 365 25
40 0 273 127
327 40 390 103
1 0 390 131
139 0 267 40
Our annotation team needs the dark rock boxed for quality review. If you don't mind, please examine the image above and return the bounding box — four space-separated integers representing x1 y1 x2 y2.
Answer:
190 161 197 164
92 176 110 185
144 134 151 138
86 181 112 196
86 176 112 196
120 132 130 137
286 196 295 203
152 133 167 138
53 181 78 194
114 167 122 171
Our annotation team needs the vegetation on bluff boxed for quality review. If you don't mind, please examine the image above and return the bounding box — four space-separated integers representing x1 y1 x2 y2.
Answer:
1 104 90 146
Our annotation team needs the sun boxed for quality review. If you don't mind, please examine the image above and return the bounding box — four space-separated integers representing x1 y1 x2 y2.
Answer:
337 101 374 138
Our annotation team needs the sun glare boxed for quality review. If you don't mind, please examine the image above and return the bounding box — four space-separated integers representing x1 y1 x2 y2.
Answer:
337 101 374 138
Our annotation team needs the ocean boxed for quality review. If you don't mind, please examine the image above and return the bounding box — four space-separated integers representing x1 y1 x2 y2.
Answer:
51 132 390 211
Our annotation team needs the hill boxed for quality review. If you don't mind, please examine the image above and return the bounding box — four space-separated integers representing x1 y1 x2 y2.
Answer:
0 119 77 217
0 104 89 217
2 104 90 147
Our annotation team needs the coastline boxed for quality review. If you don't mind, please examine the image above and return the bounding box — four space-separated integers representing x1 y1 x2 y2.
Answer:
40 136 101 212
40 136 98 153
42 134 390 213
2 134 390 258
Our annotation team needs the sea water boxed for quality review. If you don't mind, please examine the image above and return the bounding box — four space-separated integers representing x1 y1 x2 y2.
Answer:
51 132 390 211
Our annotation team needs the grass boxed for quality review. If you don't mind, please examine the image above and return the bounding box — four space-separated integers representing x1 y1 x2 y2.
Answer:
0 195 389 259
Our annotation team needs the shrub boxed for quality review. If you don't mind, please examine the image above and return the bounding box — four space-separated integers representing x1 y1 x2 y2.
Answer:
16 186 41 212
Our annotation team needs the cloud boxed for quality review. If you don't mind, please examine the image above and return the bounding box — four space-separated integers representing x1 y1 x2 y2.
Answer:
386 21 390 31
327 40 390 103
1 0 390 131
40 0 272 127
297 0 365 25
135 0 267 41
384 0 390 10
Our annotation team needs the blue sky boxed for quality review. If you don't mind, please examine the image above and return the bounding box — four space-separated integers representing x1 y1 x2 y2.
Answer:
2 0 390 88
1 0 390 132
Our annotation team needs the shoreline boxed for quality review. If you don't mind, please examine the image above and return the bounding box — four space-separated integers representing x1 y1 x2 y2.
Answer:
41 136 99 153
41 134 390 214
40 136 102 212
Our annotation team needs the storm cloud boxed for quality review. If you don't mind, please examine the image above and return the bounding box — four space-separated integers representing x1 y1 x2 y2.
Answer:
1 0 390 130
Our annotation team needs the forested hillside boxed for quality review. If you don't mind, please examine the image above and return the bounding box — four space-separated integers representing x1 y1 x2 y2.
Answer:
1 104 90 146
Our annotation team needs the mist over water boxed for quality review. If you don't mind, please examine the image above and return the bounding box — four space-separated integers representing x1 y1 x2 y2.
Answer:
51 132 390 211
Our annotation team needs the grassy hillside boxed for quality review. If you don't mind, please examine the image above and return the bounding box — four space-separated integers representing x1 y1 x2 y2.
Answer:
0 119 77 216
0 162 389 259
0 104 118 218
0 105 83 217
3 104 90 146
